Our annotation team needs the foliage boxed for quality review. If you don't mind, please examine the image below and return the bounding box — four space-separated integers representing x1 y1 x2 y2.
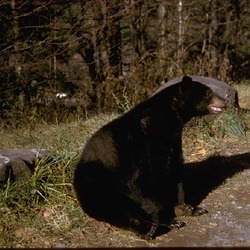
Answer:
0 153 74 209
0 0 249 124
183 107 249 150
210 109 246 138
0 113 119 247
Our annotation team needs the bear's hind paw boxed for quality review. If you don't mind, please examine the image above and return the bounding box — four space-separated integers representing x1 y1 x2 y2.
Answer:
140 222 158 240
137 221 158 240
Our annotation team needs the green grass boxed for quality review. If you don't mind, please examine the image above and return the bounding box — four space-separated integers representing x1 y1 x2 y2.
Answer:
0 113 118 247
233 81 250 110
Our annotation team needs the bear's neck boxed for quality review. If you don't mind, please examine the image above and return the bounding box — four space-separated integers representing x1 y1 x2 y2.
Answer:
137 91 191 127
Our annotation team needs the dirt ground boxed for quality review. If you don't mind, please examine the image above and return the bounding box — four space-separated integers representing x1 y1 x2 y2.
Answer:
50 121 250 248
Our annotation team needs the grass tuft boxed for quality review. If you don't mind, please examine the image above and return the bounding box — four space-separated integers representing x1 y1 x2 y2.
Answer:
211 109 247 138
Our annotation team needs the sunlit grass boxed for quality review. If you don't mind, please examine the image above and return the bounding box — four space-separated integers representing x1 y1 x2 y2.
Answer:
0 113 118 247
233 81 250 110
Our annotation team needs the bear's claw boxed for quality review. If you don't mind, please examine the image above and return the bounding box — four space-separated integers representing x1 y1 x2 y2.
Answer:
175 204 208 217
168 219 186 229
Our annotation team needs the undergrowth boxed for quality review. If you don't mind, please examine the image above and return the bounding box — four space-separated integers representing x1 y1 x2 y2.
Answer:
184 107 249 144
0 114 117 247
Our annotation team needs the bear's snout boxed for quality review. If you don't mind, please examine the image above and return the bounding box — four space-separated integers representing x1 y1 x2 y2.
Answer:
208 95 226 114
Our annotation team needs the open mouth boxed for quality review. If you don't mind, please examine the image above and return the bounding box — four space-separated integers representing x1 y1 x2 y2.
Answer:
209 106 224 113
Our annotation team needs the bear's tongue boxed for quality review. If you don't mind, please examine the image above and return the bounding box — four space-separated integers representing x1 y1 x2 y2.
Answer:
210 106 223 113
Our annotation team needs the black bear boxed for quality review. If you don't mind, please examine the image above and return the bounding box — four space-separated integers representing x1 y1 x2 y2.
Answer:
73 76 225 239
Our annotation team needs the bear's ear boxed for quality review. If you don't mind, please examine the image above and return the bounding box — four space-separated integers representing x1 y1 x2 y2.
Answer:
182 76 193 84
179 76 193 96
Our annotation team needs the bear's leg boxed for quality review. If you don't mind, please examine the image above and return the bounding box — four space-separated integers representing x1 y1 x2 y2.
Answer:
138 200 185 239
175 181 208 217
172 136 208 217
144 205 186 239
74 162 160 239
175 202 208 217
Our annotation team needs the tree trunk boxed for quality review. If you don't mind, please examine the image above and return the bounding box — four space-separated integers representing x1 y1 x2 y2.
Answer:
108 1 122 78
10 0 21 75
227 0 240 79
177 0 184 67
208 0 218 77
131 0 146 56
158 0 167 70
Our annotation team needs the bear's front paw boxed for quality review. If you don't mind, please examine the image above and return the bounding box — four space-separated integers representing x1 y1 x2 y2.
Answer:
175 204 208 217
192 206 208 216
175 204 193 217
168 219 186 230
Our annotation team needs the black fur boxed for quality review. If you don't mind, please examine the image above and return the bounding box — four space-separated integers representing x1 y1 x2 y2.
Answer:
74 76 225 239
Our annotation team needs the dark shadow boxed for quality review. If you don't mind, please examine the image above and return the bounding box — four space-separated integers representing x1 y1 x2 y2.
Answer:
182 152 250 206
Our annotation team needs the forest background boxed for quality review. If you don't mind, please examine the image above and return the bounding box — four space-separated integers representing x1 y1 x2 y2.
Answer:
0 0 249 125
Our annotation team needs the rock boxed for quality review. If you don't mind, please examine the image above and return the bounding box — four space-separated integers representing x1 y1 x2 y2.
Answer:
0 149 49 184
55 242 66 248
154 76 239 122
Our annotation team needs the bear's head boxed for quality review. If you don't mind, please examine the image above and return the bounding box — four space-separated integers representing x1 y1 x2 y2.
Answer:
176 76 226 122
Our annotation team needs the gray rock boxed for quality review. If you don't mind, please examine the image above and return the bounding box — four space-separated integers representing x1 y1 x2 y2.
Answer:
0 149 49 184
55 242 66 248
154 76 239 107
154 76 239 122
